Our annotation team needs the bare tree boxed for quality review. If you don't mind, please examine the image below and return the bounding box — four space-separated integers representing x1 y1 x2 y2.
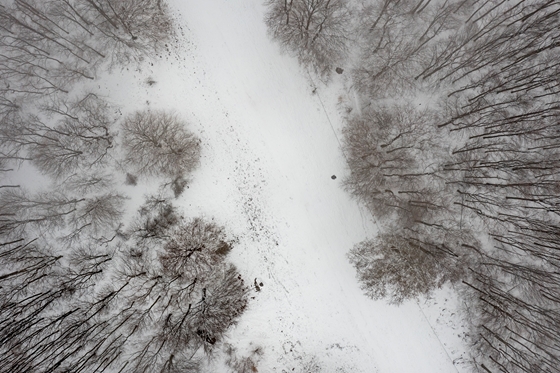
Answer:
0 188 83 237
65 192 126 242
264 0 351 78
191 264 248 354
348 228 467 304
128 195 180 245
0 187 124 241
63 0 175 66
342 104 454 227
0 199 248 373
59 170 115 195
0 0 100 103
0 92 117 179
0 235 113 373
33 93 117 178
345 0 560 371
74 198 249 373
348 233 441 303
0 0 174 116
160 218 229 280
352 0 471 99
120 110 200 179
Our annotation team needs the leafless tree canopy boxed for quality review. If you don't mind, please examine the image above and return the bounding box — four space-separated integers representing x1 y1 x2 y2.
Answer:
31 93 117 178
343 104 453 227
352 0 471 98
0 0 173 108
0 188 126 246
0 2 248 372
343 0 560 371
0 203 248 373
120 110 201 179
160 218 229 279
264 0 351 77
348 232 462 304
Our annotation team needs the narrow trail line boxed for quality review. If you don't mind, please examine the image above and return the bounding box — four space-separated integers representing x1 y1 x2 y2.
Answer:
308 69 462 373
306 69 380 236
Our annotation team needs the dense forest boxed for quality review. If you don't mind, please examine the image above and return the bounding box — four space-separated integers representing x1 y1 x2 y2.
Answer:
266 0 560 372
0 1 249 372
1 0 559 372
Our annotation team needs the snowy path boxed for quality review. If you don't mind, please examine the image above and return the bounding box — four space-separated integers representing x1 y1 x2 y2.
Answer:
101 1 467 371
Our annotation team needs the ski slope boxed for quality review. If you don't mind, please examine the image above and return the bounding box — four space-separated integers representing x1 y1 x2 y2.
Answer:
98 1 470 371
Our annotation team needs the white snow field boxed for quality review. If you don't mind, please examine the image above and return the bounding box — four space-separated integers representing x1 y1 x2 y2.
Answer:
98 1 470 372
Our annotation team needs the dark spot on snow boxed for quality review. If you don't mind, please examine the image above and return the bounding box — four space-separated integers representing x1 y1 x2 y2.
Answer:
335 67 344 74
331 175 337 180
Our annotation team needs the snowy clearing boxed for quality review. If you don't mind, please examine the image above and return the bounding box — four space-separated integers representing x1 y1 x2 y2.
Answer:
95 1 469 372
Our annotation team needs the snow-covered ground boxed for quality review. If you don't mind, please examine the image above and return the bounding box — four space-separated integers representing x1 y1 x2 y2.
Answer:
96 1 470 371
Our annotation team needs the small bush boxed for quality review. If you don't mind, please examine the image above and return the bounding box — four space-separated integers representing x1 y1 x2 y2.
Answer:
215 240 232 256
171 175 188 197
125 173 138 185
224 343 263 373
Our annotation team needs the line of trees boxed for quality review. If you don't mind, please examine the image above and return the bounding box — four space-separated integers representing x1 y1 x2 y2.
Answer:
1 1 251 372
431 2 560 371
0 199 248 373
264 0 560 371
